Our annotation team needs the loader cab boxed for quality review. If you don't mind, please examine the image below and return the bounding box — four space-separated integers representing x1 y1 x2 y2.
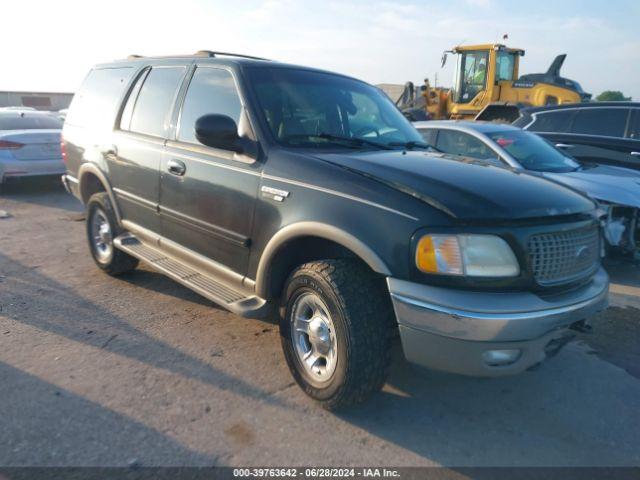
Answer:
448 44 523 106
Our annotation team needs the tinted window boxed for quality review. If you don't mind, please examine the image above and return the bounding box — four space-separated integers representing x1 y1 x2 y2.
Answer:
436 130 499 163
119 68 149 130
178 68 242 144
628 109 640 140
66 67 134 128
572 108 628 137
0 114 63 130
528 110 574 133
488 130 579 173
129 66 186 137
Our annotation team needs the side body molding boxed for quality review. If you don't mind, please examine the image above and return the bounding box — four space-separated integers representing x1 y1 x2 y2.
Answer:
255 221 392 298
77 163 123 223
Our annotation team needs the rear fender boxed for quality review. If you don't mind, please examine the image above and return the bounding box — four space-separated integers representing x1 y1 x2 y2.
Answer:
78 163 122 223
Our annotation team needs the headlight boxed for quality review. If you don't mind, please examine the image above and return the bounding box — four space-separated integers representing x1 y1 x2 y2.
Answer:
415 234 520 277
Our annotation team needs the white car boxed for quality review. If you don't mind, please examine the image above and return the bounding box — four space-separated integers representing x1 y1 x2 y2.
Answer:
414 120 640 257
0 111 64 186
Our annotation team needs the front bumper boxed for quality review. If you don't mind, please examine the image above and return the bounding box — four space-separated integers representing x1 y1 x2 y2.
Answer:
388 267 609 376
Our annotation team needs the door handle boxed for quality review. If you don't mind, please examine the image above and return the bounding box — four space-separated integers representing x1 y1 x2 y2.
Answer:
167 159 186 176
555 143 574 149
630 152 640 156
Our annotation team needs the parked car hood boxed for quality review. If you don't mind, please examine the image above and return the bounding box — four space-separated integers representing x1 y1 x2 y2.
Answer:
544 165 640 208
314 150 595 220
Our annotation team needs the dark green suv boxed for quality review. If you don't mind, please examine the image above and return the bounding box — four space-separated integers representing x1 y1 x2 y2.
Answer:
62 51 609 409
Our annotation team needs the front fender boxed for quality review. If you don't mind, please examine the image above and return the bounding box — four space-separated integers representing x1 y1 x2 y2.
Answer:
255 221 392 298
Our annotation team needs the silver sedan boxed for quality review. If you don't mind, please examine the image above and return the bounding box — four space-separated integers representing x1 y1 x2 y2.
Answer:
0 111 64 186
414 120 640 257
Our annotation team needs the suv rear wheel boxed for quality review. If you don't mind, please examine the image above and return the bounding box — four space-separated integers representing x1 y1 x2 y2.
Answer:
86 192 138 275
280 259 393 410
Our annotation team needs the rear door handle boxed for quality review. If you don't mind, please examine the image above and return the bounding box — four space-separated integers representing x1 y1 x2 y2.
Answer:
167 159 186 176
630 151 640 156
555 143 574 149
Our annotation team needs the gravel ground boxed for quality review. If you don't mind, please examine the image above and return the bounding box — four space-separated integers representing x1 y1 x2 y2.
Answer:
0 178 639 467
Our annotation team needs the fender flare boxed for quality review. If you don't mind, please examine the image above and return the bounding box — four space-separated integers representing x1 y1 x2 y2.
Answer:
78 163 122 223
255 221 392 298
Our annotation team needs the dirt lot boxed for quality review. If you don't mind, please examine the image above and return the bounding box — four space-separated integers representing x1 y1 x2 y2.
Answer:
1 179 639 467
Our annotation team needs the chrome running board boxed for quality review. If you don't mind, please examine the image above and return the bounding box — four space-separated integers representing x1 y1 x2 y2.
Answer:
114 233 270 319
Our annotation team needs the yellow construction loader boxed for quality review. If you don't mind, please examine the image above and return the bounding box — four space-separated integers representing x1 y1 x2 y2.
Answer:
395 43 591 122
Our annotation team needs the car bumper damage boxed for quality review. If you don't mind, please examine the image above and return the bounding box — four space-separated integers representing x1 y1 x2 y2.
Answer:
388 268 609 376
601 203 639 257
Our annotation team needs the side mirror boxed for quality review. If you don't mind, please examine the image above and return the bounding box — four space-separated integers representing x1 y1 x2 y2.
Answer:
195 114 243 153
441 52 448 68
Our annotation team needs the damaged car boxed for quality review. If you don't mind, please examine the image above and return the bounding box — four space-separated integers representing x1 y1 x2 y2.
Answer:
414 121 640 258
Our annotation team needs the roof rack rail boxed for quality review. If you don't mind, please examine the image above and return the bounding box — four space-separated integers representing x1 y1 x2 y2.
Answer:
193 50 270 61
124 51 270 61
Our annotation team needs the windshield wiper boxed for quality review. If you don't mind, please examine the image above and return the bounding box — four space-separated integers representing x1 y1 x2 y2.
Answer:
388 140 439 151
281 133 394 150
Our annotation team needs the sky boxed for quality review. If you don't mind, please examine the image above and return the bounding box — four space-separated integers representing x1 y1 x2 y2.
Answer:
2 0 639 99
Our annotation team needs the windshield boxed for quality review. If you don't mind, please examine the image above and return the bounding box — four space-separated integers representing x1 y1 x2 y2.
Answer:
488 130 580 173
246 67 424 149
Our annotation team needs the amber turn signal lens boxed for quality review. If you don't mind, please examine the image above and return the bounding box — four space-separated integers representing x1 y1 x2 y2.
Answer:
415 235 463 275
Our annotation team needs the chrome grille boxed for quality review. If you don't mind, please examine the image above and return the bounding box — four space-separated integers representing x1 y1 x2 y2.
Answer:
528 228 600 285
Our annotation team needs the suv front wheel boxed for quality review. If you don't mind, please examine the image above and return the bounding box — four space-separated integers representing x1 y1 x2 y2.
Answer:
280 259 393 410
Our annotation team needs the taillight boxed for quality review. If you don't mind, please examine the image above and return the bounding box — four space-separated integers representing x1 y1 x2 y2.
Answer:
60 135 67 164
0 140 24 150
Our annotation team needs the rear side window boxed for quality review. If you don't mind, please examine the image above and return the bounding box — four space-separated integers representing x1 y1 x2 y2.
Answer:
572 108 629 138
0 114 62 130
177 67 242 144
128 66 186 138
528 110 574 133
65 67 134 129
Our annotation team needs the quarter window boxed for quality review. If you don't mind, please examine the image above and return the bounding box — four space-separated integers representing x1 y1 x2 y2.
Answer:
128 66 186 138
178 67 242 144
572 108 629 138
66 67 134 128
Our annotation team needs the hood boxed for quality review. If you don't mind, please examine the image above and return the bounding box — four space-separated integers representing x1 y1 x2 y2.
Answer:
313 150 595 220
544 165 640 209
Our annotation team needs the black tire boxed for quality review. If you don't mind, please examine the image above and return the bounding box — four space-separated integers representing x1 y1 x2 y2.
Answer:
280 259 393 410
86 192 138 275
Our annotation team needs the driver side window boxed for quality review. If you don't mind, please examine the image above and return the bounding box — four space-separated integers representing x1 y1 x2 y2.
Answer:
436 130 503 165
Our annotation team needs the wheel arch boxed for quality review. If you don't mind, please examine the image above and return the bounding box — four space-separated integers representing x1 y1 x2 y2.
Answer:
78 163 122 223
255 222 392 299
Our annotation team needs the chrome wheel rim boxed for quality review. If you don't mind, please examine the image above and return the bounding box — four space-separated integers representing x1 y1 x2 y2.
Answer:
90 208 113 262
291 292 338 383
